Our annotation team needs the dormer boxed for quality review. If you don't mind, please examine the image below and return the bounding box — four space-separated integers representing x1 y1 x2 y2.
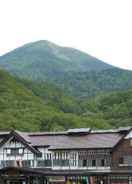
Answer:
67 128 91 135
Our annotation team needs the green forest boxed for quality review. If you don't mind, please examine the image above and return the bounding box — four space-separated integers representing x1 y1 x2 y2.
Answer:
0 69 132 132
0 40 132 131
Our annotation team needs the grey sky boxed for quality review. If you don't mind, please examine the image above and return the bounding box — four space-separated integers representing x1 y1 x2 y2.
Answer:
0 0 132 69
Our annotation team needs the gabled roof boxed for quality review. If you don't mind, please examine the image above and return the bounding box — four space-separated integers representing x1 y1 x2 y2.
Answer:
0 130 41 156
46 133 123 150
14 130 31 143
0 127 131 150
28 131 125 149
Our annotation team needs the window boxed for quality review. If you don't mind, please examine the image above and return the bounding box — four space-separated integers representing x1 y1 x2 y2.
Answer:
83 159 87 167
123 155 132 166
11 148 19 155
7 149 11 154
119 157 124 165
19 148 23 154
101 159 105 166
92 159 96 167
6 148 24 156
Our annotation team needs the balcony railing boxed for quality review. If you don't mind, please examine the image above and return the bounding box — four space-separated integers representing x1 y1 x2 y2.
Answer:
0 160 33 168
53 160 69 167
0 159 111 170
37 160 52 167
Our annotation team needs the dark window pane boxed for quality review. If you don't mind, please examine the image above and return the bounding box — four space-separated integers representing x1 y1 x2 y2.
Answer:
83 160 87 167
92 160 96 166
101 159 105 166
119 157 124 164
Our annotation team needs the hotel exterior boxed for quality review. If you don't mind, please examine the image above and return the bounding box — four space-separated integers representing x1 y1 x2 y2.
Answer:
0 127 132 184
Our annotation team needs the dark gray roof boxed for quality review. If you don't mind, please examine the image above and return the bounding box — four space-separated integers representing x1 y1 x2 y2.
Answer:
15 130 31 143
29 132 123 149
0 127 130 150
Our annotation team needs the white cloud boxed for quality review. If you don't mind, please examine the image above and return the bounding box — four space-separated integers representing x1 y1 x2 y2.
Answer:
0 0 132 69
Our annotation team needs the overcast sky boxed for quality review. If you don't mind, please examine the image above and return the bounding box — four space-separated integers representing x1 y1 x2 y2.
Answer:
0 0 132 70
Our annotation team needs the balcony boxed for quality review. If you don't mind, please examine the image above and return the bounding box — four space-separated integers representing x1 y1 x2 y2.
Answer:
37 160 52 167
0 158 111 170
0 160 34 168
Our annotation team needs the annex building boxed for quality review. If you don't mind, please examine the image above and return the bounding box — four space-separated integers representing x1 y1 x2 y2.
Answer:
0 127 132 184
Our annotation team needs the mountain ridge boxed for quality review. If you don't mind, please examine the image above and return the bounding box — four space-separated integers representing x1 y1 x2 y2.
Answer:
0 40 132 98
0 40 114 74
0 40 115 68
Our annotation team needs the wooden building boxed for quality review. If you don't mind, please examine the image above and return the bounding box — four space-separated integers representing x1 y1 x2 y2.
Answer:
0 127 132 184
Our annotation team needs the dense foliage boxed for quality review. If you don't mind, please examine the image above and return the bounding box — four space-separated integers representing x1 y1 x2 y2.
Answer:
0 69 110 131
0 40 132 131
19 79 82 114
80 90 132 127
53 68 132 98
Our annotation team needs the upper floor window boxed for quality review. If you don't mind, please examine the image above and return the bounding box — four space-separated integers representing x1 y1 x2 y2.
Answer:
11 148 19 156
6 148 24 156
101 159 105 166
119 157 124 165
92 159 96 167
82 159 87 167
119 155 132 166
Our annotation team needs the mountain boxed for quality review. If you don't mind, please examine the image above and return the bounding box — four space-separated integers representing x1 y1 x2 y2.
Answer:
1 67 132 130
0 40 113 81
80 89 132 127
16 79 132 128
0 69 110 131
53 68 132 98
0 69 57 131
18 81 132 128
0 40 132 98
18 79 82 114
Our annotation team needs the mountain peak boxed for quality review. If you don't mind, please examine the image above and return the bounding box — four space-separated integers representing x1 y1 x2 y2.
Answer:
0 40 114 81
23 40 59 50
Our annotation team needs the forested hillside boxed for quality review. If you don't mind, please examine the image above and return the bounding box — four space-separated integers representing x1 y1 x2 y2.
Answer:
0 40 132 131
53 68 132 98
0 69 110 131
19 79 82 114
14 77 132 129
81 90 132 127
0 69 56 131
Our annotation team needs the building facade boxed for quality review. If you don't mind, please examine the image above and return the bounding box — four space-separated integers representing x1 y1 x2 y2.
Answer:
0 127 132 184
